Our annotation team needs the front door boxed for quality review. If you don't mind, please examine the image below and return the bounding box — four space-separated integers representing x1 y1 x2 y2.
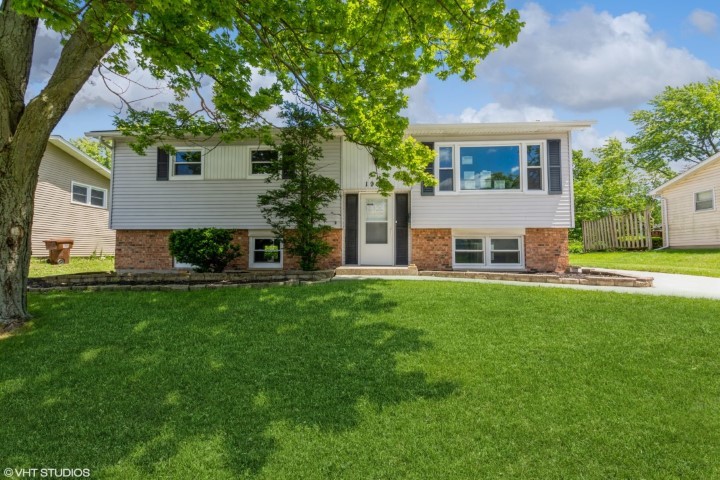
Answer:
360 194 393 265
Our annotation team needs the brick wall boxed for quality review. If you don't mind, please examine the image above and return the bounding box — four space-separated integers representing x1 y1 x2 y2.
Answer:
284 229 343 270
411 229 452 271
115 230 174 271
115 228 342 272
525 228 569 273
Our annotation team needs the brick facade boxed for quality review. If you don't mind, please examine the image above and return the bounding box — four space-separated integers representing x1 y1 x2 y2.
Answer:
115 229 343 272
524 228 569 273
284 229 343 270
115 230 174 271
411 229 453 271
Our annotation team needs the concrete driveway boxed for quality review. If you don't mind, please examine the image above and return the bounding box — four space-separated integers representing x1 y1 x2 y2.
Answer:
334 269 720 300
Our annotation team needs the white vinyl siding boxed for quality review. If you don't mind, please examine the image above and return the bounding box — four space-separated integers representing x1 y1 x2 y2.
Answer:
31 143 115 256
341 140 408 191
660 161 720 247
411 133 573 229
110 138 342 230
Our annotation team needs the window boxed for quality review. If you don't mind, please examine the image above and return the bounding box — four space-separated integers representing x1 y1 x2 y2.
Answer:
71 182 106 208
459 146 520 191
172 149 203 178
453 236 523 268
454 238 484 265
250 148 278 175
526 144 543 191
695 190 715 212
434 142 547 193
438 146 454 192
250 237 283 268
490 238 521 265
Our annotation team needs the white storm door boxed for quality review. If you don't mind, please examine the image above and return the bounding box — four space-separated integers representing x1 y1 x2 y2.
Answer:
360 194 394 265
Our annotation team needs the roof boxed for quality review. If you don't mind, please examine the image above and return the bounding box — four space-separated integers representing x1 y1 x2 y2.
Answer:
86 120 595 140
650 151 720 196
48 136 111 179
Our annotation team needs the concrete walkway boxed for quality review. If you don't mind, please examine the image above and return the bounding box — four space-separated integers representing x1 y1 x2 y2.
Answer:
334 268 720 300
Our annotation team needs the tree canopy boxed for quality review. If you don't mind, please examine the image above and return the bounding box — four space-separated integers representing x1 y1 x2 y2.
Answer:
70 137 112 169
0 0 522 325
629 78 720 175
572 139 660 237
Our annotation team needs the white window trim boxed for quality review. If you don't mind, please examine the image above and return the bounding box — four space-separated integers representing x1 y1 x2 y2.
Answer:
694 188 716 213
249 236 284 269
70 181 107 209
170 147 205 181
452 235 524 270
248 146 278 178
434 140 547 195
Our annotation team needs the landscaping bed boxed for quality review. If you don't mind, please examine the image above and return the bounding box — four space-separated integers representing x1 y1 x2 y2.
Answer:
418 268 653 287
27 270 335 292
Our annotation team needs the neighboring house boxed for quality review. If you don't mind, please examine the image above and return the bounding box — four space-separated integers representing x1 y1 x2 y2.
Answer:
32 136 116 257
650 152 720 248
88 121 592 272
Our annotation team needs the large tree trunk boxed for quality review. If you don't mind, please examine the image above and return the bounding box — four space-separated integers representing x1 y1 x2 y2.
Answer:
0 147 40 327
0 2 113 329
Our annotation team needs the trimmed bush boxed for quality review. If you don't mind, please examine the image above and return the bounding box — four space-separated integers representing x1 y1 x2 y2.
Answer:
568 239 584 254
168 228 242 273
652 236 663 249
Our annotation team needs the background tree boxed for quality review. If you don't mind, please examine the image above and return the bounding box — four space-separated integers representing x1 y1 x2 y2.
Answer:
572 139 660 240
70 137 112 169
258 104 341 271
629 78 720 176
0 0 522 327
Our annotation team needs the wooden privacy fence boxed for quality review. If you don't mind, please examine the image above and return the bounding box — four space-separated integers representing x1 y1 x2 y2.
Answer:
582 210 653 252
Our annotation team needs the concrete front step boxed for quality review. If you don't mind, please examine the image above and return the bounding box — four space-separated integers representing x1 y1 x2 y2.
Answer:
335 265 419 276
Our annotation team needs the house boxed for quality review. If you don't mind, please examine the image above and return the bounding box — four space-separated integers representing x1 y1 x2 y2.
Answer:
31 136 116 257
650 152 720 248
88 121 592 272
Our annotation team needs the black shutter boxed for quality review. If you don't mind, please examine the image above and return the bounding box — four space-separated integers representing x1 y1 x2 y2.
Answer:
420 141 435 196
344 194 359 265
281 149 294 179
547 139 562 195
395 193 409 265
157 148 169 181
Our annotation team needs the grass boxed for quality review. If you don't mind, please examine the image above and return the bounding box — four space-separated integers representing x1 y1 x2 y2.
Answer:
2 281 719 478
29 256 115 278
570 249 720 277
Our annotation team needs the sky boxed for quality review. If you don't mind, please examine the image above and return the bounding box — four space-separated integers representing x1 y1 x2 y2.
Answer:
44 1 720 155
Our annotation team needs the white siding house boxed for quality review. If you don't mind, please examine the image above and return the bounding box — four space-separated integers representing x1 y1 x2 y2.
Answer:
651 152 720 248
90 121 592 272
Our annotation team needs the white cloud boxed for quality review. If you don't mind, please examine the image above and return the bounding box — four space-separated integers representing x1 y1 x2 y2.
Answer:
476 3 719 111
403 76 439 123
450 103 557 123
573 127 628 156
688 9 717 35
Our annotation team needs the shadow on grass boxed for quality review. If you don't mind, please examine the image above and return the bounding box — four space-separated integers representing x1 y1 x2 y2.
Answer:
0 281 454 477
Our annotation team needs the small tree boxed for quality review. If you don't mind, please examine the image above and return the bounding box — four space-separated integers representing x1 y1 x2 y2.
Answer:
168 228 242 273
258 104 341 271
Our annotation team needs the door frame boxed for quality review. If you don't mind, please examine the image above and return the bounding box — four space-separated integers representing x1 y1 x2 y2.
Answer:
359 193 394 265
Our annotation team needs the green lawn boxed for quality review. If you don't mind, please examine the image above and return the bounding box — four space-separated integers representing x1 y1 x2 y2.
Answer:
2 281 719 478
571 249 720 278
29 256 115 278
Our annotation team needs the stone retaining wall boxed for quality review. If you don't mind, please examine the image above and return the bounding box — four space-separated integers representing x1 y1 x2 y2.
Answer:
418 269 653 287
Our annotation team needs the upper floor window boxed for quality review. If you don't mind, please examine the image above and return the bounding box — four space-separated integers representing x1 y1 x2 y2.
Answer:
250 148 278 176
71 181 107 208
172 149 203 178
435 142 546 193
695 190 715 212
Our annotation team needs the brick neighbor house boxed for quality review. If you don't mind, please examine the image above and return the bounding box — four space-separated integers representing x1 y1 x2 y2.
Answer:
88 121 592 272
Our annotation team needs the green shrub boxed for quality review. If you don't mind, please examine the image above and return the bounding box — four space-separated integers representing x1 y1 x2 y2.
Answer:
568 239 584 254
168 228 242 273
652 236 663 249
